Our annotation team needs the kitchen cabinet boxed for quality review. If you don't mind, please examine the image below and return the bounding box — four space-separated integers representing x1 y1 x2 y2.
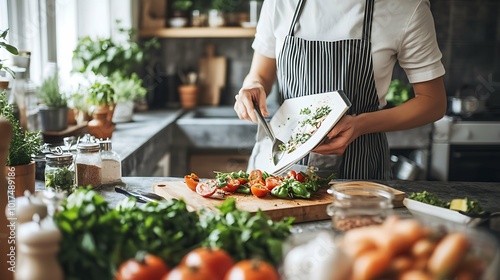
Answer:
139 27 256 38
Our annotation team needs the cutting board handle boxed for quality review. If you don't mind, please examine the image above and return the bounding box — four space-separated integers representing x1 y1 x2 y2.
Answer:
205 43 215 58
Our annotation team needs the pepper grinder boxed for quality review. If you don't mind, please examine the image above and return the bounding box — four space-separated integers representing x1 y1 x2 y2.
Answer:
15 214 63 280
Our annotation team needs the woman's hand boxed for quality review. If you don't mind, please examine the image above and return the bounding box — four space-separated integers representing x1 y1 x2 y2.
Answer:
234 82 268 123
312 115 361 155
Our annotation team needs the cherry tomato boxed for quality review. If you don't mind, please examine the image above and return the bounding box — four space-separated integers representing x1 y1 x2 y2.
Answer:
237 177 248 185
222 178 240 192
195 180 217 198
251 182 270 198
184 173 200 192
180 247 234 279
286 170 297 179
265 177 281 190
295 172 306 183
164 265 216 280
116 253 169 280
248 169 263 182
224 259 280 280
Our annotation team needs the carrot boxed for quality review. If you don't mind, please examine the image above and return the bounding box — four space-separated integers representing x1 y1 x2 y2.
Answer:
427 232 470 278
388 255 413 274
351 250 391 280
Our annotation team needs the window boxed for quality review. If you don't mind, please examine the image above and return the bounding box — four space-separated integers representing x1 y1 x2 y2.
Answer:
1 0 134 87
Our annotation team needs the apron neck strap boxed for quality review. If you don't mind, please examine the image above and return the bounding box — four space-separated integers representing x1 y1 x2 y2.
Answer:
362 0 375 41
288 0 306 36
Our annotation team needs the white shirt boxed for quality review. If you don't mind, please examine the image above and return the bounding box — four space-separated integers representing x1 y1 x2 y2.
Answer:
252 0 446 106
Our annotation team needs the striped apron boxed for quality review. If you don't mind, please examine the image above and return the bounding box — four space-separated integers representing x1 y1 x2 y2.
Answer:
250 0 391 180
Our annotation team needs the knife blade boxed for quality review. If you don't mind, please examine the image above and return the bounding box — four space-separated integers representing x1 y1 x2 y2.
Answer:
114 186 165 203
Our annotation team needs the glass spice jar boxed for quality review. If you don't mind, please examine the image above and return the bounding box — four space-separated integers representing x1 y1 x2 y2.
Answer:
327 183 394 231
99 139 121 185
75 142 102 188
44 153 75 193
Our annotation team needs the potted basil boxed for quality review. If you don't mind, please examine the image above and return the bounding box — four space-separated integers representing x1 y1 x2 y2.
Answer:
110 72 147 123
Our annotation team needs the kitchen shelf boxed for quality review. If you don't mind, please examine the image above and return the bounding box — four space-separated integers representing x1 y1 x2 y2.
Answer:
139 27 256 38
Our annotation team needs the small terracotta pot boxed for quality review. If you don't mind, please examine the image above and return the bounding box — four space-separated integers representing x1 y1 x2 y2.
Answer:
5 161 36 197
178 85 198 109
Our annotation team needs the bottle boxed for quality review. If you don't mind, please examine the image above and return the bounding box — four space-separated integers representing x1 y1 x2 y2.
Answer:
44 153 75 193
326 183 394 231
75 142 102 188
99 139 121 185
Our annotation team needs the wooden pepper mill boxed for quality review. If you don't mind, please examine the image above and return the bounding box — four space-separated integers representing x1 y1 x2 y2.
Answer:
0 118 14 280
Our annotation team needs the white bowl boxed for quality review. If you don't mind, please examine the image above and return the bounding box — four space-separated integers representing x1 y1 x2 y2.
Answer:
169 17 187 28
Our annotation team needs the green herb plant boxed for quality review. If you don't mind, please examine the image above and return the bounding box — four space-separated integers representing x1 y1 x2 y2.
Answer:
72 23 158 79
87 81 115 106
45 166 75 193
109 72 147 103
38 74 67 107
386 79 414 107
0 29 19 77
0 91 42 166
53 188 294 279
172 0 193 12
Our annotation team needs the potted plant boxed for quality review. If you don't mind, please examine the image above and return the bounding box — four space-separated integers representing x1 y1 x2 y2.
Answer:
0 29 18 79
0 90 42 197
110 72 147 123
72 25 157 78
209 0 240 27
86 80 115 139
37 74 69 131
170 0 193 27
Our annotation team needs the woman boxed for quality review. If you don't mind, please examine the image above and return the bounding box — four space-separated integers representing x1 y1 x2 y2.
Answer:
234 0 447 180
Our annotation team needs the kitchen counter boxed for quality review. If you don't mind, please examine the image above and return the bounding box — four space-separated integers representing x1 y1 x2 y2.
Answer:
36 177 500 239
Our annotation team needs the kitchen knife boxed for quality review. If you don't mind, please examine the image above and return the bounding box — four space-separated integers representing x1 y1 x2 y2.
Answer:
114 186 165 203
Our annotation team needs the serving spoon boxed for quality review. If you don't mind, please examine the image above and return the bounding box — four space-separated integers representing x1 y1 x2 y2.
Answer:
253 100 285 165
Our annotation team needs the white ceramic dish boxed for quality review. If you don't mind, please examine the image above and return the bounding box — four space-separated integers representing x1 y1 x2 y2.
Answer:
240 21 257 28
403 198 472 224
262 91 350 174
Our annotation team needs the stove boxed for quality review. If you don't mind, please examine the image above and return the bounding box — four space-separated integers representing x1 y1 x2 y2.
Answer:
430 115 500 182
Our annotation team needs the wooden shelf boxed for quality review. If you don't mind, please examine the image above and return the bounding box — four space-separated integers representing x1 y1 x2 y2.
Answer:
139 27 256 38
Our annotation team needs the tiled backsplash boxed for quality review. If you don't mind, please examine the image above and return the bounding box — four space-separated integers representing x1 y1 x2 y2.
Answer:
155 0 500 107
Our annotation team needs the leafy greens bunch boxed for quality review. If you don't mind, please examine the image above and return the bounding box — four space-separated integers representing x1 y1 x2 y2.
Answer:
54 188 294 280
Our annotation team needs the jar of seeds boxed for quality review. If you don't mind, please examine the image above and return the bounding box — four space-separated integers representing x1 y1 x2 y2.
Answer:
44 153 75 193
75 142 102 188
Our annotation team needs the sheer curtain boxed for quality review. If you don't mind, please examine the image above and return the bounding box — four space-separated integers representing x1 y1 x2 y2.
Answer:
1 0 134 86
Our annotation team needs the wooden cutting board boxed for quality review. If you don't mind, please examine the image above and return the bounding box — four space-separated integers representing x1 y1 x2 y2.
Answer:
198 43 226 106
152 181 405 224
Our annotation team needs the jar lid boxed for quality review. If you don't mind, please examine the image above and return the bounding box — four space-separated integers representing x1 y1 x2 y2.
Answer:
99 140 112 151
45 153 73 163
77 142 100 153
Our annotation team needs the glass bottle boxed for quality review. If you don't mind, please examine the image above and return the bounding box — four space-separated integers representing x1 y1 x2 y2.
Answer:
44 153 75 193
75 142 102 188
99 139 121 185
327 183 394 231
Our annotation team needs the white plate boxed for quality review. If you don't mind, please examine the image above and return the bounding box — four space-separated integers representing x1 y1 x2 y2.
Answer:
263 91 351 174
403 198 472 224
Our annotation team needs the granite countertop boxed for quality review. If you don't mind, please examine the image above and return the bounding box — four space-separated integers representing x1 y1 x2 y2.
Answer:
57 177 499 239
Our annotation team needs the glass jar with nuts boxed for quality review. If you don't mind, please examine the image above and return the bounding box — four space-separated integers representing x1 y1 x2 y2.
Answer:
327 183 394 231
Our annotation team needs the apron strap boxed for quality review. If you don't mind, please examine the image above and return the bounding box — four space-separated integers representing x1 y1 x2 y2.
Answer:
288 0 307 36
362 0 375 41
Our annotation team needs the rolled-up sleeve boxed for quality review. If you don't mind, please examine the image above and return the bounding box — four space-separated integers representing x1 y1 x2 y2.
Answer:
251 0 277 59
397 0 446 83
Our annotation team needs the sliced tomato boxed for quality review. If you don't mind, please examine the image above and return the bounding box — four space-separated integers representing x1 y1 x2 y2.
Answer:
248 169 263 182
286 170 297 179
184 173 200 192
295 172 306 183
196 180 218 198
237 177 248 185
251 182 270 198
265 177 281 190
222 178 240 192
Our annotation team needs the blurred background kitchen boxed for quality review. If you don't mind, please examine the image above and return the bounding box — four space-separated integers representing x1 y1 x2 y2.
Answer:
0 0 499 182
